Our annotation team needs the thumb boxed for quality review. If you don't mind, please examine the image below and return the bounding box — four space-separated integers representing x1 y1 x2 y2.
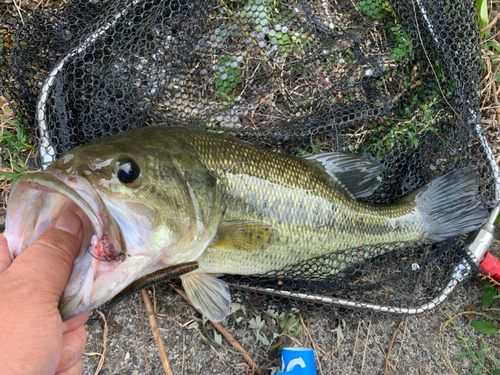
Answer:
11 211 83 299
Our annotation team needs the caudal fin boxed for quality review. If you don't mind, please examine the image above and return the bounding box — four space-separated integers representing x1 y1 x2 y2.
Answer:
411 167 489 242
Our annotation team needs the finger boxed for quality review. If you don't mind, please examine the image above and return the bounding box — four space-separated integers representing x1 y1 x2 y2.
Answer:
0 234 11 272
56 325 87 373
11 212 83 297
56 358 83 375
63 312 90 334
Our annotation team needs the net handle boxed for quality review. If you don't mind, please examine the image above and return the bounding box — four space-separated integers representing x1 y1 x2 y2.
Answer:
465 119 500 270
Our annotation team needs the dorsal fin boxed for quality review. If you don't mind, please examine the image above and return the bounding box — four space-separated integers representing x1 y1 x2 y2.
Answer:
303 152 384 199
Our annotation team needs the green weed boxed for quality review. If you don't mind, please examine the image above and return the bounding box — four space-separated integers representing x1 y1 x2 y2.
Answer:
458 281 500 375
267 310 302 361
389 21 413 62
477 0 500 119
0 101 37 183
476 0 489 32
363 103 442 160
249 314 271 345
357 0 391 20
216 56 243 99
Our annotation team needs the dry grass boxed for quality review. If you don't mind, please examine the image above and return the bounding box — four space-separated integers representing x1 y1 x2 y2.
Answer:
480 3 500 118
83 310 108 375
480 0 500 165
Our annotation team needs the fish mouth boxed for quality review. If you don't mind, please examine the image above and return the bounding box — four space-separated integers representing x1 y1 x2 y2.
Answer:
4 172 125 319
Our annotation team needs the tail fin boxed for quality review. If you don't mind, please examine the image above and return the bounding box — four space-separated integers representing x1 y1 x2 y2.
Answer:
411 167 489 242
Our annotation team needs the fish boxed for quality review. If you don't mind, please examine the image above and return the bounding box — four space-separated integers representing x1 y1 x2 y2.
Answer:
4 126 489 321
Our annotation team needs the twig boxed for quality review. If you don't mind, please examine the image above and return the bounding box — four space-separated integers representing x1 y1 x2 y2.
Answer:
174 287 264 375
94 311 108 375
298 314 325 375
480 12 500 33
383 316 406 375
139 294 150 375
491 79 500 124
394 318 408 371
360 320 372 375
182 332 186 375
208 343 236 371
349 321 361 372
142 289 173 375
409 0 471 153
369 323 397 372
156 312 190 328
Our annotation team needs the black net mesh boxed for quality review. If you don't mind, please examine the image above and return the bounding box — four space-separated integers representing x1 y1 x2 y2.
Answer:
0 0 497 317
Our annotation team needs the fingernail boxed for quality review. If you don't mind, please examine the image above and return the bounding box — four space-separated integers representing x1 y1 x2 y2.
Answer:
55 212 82 236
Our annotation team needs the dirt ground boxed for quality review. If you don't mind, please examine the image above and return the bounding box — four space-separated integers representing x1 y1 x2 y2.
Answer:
79 241 500 375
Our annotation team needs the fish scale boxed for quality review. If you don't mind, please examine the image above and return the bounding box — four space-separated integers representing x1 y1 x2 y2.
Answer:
178 130 423 275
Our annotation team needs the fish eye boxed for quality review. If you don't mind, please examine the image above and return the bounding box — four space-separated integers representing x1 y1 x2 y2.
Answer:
115 158 141 185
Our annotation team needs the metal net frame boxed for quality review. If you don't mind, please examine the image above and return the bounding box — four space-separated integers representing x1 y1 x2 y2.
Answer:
1 0 499 318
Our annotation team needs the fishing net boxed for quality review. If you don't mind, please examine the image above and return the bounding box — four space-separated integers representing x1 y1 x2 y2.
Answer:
0 0 498 318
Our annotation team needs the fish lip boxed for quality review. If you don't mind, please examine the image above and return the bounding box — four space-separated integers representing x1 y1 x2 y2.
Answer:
15 172 105 239
5 171 125 319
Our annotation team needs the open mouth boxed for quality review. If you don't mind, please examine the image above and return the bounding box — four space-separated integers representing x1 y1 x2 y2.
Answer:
4 172 125 319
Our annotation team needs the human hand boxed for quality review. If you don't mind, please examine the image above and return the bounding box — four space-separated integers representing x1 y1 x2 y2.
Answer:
0 212 90 375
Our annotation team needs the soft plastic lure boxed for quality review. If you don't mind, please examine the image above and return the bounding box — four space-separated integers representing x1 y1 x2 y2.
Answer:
107 261 199 307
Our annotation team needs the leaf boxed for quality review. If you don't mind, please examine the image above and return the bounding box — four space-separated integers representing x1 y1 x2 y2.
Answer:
213 331 222 346
471 321 497 335
493 356 500 366
480 276 494 285
476 0 488 30
491 369 500 375
229 302 246 315
478 339 487 364
454 350 473 356
257 331 270 346
249 316 265 331
484 40 500 52
483 286 497 308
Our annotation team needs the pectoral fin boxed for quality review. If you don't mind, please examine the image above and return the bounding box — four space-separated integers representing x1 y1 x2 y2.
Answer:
211 220 277 252
304 152 384 198
180 272 230 322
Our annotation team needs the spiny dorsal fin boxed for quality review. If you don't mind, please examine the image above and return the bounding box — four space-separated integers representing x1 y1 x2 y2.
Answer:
180 273 230 322
211 221 277 252
304 152 384 199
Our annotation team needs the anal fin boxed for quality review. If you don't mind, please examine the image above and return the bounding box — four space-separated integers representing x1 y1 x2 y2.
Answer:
180 272 230 322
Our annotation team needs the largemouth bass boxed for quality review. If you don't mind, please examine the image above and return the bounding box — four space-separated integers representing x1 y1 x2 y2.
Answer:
4 126 488 321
